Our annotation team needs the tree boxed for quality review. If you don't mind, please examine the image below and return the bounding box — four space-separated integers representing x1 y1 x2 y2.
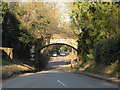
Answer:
70 2 120 63
9 2 63 38
1 2 36 60
0 2 8 24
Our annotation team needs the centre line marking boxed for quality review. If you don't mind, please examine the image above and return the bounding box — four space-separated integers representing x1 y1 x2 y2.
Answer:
57 80 68 87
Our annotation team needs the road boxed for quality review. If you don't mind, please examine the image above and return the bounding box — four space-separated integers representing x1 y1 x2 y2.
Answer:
2 56 119 88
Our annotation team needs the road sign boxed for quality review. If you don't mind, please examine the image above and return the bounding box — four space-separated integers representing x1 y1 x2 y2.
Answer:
31 54 34 58
30 47 35 61
30 58 35 61
30 48 34 53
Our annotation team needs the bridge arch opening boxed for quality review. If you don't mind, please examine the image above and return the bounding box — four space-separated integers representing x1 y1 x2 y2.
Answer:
39 43 79 69
35 43 79 70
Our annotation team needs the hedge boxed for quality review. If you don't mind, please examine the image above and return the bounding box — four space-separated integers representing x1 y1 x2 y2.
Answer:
94 35 120 65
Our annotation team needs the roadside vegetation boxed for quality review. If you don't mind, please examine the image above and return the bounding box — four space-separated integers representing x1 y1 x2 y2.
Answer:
2 53 35 79
2 63 36 79
70 2 120 78
2 59 12 65
1 2 55 79
1 1 120 80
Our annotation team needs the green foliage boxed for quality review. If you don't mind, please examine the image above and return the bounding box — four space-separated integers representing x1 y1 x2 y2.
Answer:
2 6 36 60
34 53 49 69
0 2 8 23
2 10 36 48
2 11 20 47
2 59 12 65
2 2 53 69
0 2 8 14
70 2 119 64
9 2 60 38
18 30 35 47
60 45 72 52
94 35 120 65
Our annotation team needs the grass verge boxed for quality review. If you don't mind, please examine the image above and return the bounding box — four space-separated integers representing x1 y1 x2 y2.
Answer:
74 60 120 79
1 53 50 80
1 64 36 80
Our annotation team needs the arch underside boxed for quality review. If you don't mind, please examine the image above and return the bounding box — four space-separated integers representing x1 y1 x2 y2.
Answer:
39 43 78 52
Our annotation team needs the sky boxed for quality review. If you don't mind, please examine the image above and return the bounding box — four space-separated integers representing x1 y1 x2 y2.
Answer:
57 2 71 23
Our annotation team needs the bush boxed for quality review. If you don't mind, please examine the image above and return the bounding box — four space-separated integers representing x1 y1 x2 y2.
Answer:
34 53 49 69
13 46 31 59
2 59 12 65
94 35 120 65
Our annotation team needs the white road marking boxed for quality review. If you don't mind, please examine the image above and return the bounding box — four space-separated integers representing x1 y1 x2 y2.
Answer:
57 80 68 87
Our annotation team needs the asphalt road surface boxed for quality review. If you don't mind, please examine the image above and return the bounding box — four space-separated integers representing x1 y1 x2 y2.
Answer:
2 56 119 88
